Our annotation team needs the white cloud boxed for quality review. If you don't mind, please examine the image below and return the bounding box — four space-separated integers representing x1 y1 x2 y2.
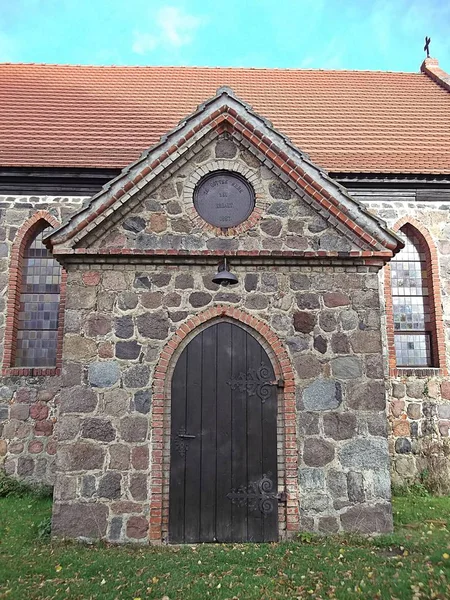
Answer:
132 6 203 55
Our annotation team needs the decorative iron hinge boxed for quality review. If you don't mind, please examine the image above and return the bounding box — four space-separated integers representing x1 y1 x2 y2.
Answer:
227 362 281 402
226 473 283 516
173 427 196 458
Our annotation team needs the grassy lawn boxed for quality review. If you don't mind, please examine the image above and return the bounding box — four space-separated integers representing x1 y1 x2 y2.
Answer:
1 495 450 599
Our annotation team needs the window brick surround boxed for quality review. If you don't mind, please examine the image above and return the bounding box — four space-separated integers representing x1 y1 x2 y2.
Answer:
2 211 67 377
149 305 298 543
384 217 447 377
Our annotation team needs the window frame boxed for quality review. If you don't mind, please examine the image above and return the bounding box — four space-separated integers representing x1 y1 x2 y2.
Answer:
385 218 447 377
2 212 67 377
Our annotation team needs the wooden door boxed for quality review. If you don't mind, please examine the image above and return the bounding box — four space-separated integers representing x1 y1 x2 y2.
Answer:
169 322 279 543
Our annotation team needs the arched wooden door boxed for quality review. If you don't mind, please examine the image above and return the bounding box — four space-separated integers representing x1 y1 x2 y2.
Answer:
169 322 279 543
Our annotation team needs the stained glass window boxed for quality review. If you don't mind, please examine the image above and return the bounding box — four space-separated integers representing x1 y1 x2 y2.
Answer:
15 227 61 368
391 225 432 367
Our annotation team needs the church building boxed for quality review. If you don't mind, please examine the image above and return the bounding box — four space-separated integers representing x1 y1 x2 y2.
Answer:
0 57 449 543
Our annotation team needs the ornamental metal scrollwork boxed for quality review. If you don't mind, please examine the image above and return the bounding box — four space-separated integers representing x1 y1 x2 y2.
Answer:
226 473 280 517
227 362 275 403
173 427 195 458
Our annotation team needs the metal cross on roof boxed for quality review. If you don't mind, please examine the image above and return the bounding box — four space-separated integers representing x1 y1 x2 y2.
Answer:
424 36 431 58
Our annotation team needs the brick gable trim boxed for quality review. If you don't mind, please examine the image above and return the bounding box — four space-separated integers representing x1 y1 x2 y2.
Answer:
45 88 401 257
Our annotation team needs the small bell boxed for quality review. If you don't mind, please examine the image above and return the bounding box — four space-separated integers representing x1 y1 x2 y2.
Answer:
212 258 238 287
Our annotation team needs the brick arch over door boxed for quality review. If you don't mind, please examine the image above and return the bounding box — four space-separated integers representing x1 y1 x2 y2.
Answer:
2 211 67 376
384 217 447 376
150 305 298 543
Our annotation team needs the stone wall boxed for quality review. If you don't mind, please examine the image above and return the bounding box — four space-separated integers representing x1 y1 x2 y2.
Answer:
0 195 85 482
361 199 450 485
51 260 392 541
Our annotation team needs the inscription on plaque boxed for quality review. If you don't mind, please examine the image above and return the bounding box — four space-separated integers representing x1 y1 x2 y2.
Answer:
193 171 255 228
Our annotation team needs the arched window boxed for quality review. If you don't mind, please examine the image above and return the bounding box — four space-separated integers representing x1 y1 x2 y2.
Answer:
15 226 62 368
390 224 432 367
2 211 65 376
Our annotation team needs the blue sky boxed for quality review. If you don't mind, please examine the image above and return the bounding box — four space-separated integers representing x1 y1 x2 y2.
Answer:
0 0 449 71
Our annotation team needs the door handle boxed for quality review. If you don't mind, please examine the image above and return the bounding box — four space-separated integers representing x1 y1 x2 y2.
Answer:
178 433 196 439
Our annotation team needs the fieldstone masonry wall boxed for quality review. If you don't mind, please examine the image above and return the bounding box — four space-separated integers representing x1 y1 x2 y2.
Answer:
51 261 392 541
0 195 84 483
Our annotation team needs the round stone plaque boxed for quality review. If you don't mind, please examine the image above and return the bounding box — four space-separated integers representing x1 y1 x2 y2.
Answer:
193 171 255 228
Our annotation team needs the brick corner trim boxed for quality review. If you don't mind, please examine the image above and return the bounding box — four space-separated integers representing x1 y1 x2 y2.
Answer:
149 305 299 543
2 211 67 376
384 217 447 376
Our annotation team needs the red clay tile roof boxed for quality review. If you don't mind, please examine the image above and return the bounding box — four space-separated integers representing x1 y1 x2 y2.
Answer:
1 63 449 174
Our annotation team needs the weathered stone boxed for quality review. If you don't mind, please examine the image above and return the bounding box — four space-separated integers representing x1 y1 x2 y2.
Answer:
109 444 130 470
244 273 258 292
260 219 282 236
136 312 169 339
294 354 322 379
289 273 309 291
308 217 328 233
339 438 389 469
97 291 115 311
117 292 139 310
438 404 450 419
169 310 188 322
299 468 324 490
303 438 334 467
440 381 450 400
301 493 329 513
189 291 212 308
303 379 342 411
81 418 116 442
52 502 108 538
323 292 350 308
102 271 128 291
109 517 123 541
17 457 34 476
340 504 392 533
123 364 150 389
120 416 148 442
64 336 97 361
56 415 80 441
299 517 315 531
347 381 386 411
59 386 98 413
406 380 425 399
324 412 356 440
29 403 49 421
269 181 291 200
99 342 114 359
407 403 421 419
347 472 365 503
327 470 347 499
10 404 29 420
164 292 181 307
365 354 384 379
260 273 278 292
131 446 149 470
349 330 382 354
216 292 239 303
297 412 319 435
149 212 167 233
133 273 152 289
215 138 237 158
53 476 77 501
175 273 194 289
395 455 417 478
0 386 13 401
367 413 388 437
58 442 105 471
88 362 120 388
103 389 129 417
130 473 147 500
64 310 82 333
314 335 327 354
373 469 391 500
34 420 54 436
66 286 96 310
140 291 163 309
0 440 7 456
351 289 379 310
126 515 149 539
293 311 315 334
296 293 320 310
245 294 268 310
319 311 337 332
114 316 134 339
82 271 101 286
339 310 359 332
329 333 349 354
318 516 339 533
330 356 362 379
134 390 151 414
115 340 141 360
15 387 38 403
98 471 121 499
395 438 412 454
286 335 309 353
122 216 145 233
319 230 351 252
85 314 112 337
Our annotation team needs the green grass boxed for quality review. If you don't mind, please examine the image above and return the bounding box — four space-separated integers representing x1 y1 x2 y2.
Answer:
1 495 450 599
